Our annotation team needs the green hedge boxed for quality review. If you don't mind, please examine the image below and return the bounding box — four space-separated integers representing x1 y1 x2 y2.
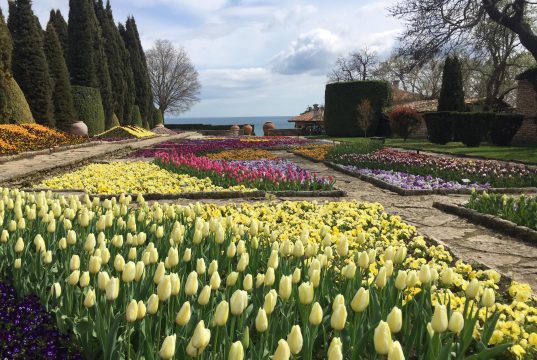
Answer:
324 81 392 137
424 112 453 145
72 86 105 136
153 107 164 126
132 105 143 127
453 112 492 147
1 76 35 124
489 114 523 146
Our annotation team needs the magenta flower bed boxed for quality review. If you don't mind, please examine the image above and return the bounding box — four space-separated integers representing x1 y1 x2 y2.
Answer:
131 138 312 158
341 166 490 190
156 152 335 191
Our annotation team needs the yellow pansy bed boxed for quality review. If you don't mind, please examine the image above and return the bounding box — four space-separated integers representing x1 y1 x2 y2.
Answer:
0 190 535 359
94 126 157 140
35 162 254 195
293 144 335 161
205 149 280 161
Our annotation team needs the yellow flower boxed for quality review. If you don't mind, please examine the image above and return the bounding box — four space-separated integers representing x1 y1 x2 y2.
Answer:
287 325 303 355
176 301 191 326
159 334 176 359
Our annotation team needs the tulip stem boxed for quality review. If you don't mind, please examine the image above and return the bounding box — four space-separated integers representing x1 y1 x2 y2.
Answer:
213 326 220 359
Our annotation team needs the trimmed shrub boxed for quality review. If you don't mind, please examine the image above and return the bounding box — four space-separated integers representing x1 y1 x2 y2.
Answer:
453 112 491 147
489 113 523 146
424 112 453 145
71 86 105 136
2 76 35 124
324 81 392 137
132 105 143 127
153 107 164 125
389 106 422 140
438 56 465 112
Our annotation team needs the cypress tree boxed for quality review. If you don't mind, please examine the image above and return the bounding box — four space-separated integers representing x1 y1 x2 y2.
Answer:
8 0 54 126
67 0 97 87
0 7 12 117
122 16 153 126
438 56 466 112
118 22 135 124
44 23 76 131
48 10 68 60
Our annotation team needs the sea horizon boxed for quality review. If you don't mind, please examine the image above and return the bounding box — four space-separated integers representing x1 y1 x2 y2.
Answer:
164 116 296 135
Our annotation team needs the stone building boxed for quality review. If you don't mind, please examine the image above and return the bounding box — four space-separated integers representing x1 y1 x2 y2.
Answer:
513 69 537 144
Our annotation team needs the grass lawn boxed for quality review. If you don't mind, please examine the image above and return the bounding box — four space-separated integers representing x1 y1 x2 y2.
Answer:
323 137 537 164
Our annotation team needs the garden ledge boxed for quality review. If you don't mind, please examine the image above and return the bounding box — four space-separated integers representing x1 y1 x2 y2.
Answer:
325 162 537 196
432 201 537 246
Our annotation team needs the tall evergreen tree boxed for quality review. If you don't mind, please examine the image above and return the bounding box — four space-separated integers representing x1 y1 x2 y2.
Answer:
44 23 76 130
67 0 97 87
118 22 135 124
0 7 12 117
438 56 466 112
122 16 153 127
48 10 68 60
8 0 54 126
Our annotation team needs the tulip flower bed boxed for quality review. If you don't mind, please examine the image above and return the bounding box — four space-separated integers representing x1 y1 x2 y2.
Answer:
206 149 280 161
36 162 253 195
156 152 335 192
292 144 335 162
0 124 88 156
339 167 490 191
467 192 537 231
130 138 313 158
94 126 157 141
333 149 537 188
0 190 535 359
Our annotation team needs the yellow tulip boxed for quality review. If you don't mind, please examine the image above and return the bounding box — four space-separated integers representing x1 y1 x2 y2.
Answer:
263 289 277 315
481 288 495 307
279 275 292 301
191 320 211 349
440 268 454 286
208 260 218 276
135 261 145 282
387 307 402 334
126 299 138 323
67 270 80 286
183 248 192 262
167 248 179 267
153 262 166 284
214 300 229 326
394 247 407 264
358 252 369 269
264 267 276 287
431 305 448 333
157 275 172 302
466 278 481 299
328 337 343 360
243 274 253 291
309 302 323 325
229 341 244 360
374 321 392 355
298 282 314 305
448 311 464 334
185 271 199 296
170 273 181 295
137 300 146 320
84 233 96 253
159 334 176 359
98 271 110 291
287 325 303 355
147 293 159 314
14 258 21 269
406 270 419 288
122 261 136 283
105 277 119 300
331 304 347 331
79 271 90 288
227 242 236 258
342 263 356 279
255 308 268 332
375 267 387 289
273 339 290 360
196 258 206 275
198 285 211 306
227 271 239 287
419 265 431 285
292 268 301 284
268 249 279 269
351 287 369 313
114 254 125 273
230 290 248 316
256 274 265 288
387 341 405 360
14 237 24 253
84 289 96 308
176 301 191 326
395 271 407 291
50 282 61 299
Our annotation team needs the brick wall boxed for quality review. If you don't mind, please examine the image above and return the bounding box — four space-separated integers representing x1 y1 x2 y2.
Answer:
409 118 428 139
513 80 537 144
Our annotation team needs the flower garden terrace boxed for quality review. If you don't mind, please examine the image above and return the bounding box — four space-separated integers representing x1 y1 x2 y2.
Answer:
0 188 535 359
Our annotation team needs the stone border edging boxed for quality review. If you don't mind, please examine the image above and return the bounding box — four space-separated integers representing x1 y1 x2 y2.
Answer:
325 162 537 196
432 201 537 246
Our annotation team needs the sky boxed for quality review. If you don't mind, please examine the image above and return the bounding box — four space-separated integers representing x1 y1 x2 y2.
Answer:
1 0 403 118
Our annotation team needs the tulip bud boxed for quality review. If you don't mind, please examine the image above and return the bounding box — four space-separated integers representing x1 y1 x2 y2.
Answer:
387 307 403 334
298 282 314 305
243 274 253 291
227 272 239 287
68 270 80 286
268 250 279 269
375 267 387 289
292 268 301 284
387 341 404 360
287 325 303 355
310 269 321 288
431 305 448 333
159 334 176 359
176 301 191 326
466 278 481 299
279 275 292 301
481 288 495 307
79 271 90 288
394 271 407 291
330 304 347 331
328 337 343 360
147 293 159 315
114 254 125 273
255 308 268 332
309 302 323 326
237 253 249 272
14 238 24 253
198 285 211 306
196 258 206 275
230 290 248 316
137 300 146 319
157 276 172 302
50 282 61 298
229 341 244 360
293 240 304 257
448 311 464 334
273 339 290 360
58 237 67 250
264 267 275 286
419 265 431 285
357 252 369 269
394 247 407 264
227 242 236 258
84 289 96 308
406 270 419 288
342 263 357 279
153 262 166 284
374 321 392 355
84 233 96 253
135 261 145 282
183 248 192 262
185 271 198 296
263 289 277 315
105 277 119 300
332 294 345 310
214 300 229 326
14 258 21 269
126 300 138 323
440 268 454 286
191 320 211 349
256 274 265 288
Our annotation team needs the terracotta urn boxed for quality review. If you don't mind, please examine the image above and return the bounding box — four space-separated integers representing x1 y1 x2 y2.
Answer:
243 124 253 136
70 121 88 136
263 121 276 136
230 124 240 135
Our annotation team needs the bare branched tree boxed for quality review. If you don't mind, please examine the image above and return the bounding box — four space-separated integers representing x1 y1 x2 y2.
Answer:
328 47 379 83
146 40 201 117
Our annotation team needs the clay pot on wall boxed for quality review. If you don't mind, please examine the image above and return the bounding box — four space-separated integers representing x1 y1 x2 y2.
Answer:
230 124 240 136
243 124 253 135
70 121 88 136
263 121 276 136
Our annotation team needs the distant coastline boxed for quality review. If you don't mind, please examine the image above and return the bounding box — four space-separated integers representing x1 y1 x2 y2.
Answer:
165 116 294 135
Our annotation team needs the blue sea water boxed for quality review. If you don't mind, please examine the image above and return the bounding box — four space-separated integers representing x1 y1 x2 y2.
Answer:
165 116 294 135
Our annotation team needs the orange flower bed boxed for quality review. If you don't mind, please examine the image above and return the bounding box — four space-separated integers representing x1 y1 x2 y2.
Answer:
205 149 280 161
0 124 88 155
293 144 334 161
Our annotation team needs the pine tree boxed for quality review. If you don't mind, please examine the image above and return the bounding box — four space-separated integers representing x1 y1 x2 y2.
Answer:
48 10 68 60
67 0 97 87
118 22 135 124
44 23 76 131
0 7 12 117
122 16 153 126
8 0 54 126
438 56 466 112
